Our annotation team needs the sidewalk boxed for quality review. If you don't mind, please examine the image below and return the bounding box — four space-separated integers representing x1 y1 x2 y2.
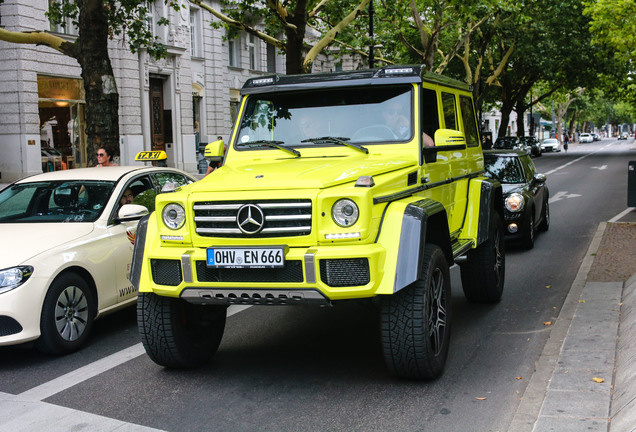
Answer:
511 220 636 431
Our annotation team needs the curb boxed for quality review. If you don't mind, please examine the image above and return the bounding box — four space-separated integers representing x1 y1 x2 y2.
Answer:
509 222 609 430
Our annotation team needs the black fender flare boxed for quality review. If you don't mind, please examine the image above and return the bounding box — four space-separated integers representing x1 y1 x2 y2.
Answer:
476 179 503 246
389 199 452 293
129 213 150 290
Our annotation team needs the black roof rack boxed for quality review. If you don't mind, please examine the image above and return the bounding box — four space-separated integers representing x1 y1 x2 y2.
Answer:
241 65 472 95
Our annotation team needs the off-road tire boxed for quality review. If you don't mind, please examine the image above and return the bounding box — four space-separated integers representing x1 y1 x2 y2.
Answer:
460 212 505 303
36 273 95 355
138 292 226 368
380 244 451 379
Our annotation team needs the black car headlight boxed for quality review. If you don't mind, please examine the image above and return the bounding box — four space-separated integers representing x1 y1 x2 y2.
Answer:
162 203 186 230
505 193 524 212
0 266 33 294
332 199 359 227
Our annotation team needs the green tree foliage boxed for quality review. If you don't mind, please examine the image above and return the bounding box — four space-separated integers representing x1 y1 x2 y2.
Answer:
193 0 371 74
584 0 636 62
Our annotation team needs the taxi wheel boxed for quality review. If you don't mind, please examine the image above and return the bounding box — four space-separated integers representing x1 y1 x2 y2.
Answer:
380 244 451 379
138 292 226 368
36 273 95 355
460 212 506 303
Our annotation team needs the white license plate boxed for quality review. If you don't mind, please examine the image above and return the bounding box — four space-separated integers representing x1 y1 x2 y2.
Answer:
207 247 285 268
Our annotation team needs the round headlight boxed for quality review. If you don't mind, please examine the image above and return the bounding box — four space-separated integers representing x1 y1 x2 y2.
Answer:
162 203 186 230
505 193 524 212
332 199 359 227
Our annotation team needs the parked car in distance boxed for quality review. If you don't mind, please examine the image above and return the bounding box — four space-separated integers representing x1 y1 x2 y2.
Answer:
579 133 594 143
592 132 601 141
494 136 525 152
540 138 561 152
483 150 550 249
0 158 195 354
619 132 629 140
519 136 542 157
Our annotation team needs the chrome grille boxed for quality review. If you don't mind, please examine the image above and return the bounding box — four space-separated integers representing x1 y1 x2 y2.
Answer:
193 199 312 238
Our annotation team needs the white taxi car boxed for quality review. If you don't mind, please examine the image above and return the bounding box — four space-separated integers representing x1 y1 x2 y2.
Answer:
0 161 194 354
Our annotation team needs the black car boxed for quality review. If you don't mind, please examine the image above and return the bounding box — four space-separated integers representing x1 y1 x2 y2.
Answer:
483 150 550 249
493 136 524 151
519 136 542 157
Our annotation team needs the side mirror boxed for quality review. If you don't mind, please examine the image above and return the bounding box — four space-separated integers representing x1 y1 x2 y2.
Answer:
434 129 467 147
535 173 547 184
204 140 225 163
116 204 149 222
424 129 467 163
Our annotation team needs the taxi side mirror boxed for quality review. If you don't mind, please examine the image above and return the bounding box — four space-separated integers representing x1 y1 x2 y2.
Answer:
116 204 149 223
204 140 225 163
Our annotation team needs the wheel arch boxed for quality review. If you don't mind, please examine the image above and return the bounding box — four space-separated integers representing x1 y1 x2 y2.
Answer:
476 179 504 246
51 266 98 315
379 198 452 294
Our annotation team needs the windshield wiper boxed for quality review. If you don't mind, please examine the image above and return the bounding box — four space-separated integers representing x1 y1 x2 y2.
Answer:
241 140 301 157
301 136 368 154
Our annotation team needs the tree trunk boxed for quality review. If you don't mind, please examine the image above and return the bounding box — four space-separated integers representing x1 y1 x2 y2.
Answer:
285 0 309 75
77 0 120 166
515 100 525 137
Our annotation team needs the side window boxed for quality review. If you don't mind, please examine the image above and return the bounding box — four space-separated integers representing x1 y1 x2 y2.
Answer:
119 175 155 212
441 93 457 130
459 95 480 148
153 172 193 192
421 87 440 143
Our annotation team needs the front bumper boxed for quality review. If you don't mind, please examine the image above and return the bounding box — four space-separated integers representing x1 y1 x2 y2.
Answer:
140 243 388 305
0 278 45 346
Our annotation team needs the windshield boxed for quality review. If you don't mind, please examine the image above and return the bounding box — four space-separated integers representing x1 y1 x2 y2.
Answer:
484 155 525 184
0 180 115 223
236 85 413 149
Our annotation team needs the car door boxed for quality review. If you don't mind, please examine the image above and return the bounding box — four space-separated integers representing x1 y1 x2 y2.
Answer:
108 174 156 303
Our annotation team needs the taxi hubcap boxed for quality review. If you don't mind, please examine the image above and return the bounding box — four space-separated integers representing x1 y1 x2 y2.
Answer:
55 286 89 342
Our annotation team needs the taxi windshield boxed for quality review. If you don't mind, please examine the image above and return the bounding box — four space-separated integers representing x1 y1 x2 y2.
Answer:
0 180 115 223
236 84 413 149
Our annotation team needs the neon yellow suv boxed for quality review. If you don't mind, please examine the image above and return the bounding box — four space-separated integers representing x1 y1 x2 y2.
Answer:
131 65 505 379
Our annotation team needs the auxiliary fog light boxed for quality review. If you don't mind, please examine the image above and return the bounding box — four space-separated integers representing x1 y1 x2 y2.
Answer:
325 232 361 240
507 223 519 234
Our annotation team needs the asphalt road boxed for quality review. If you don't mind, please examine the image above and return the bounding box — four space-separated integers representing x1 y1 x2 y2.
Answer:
1 137 634 432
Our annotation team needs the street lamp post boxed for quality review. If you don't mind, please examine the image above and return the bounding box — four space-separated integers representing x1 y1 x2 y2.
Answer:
368 0 374 68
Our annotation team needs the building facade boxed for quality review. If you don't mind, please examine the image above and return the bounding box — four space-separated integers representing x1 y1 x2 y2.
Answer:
0 0 291 182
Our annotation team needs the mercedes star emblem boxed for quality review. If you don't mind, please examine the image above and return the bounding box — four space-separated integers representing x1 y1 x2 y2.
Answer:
236 204 265 234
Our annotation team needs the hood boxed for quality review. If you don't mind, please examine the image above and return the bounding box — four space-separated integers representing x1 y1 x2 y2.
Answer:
501 183 527 195
0 224 94 266
195 153 417 191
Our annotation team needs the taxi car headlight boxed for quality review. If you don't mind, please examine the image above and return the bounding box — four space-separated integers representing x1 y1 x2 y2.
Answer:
332 199 359 227
162 203 186 230
505 193 524 212
0 266 33 294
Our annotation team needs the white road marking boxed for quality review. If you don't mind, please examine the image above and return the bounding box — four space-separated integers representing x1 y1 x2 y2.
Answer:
549 191 582 203
591 165 608 170
543 142 613 176
18 304 250 401
610 207 635 223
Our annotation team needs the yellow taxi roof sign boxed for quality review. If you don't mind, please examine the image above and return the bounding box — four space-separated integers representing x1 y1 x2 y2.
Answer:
135 151 167 161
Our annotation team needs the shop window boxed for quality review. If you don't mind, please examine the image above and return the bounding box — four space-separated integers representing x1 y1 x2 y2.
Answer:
38 76 86 169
